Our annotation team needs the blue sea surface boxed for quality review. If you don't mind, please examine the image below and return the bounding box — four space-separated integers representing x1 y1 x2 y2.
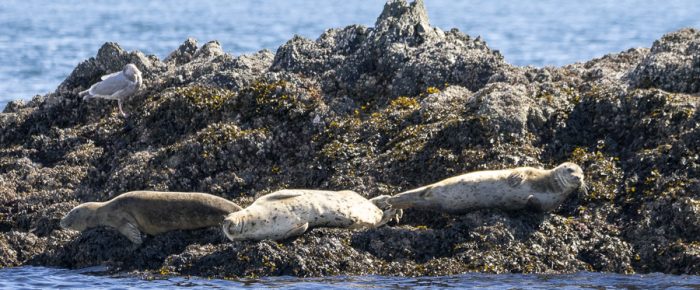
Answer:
1 0 700 108
2 1 700 287
2 266 700 289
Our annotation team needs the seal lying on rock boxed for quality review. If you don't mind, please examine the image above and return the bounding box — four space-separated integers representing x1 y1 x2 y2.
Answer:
60 191 242 244
380 162 586 214
222 189 398 241
79 63 142 117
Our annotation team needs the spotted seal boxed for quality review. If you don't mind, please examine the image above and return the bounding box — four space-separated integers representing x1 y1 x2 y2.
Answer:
222 189 397 241
382 162 586 213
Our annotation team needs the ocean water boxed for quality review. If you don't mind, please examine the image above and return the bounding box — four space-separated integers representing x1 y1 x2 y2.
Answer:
2 266 700 289
2 1 700 288
1 0 700 108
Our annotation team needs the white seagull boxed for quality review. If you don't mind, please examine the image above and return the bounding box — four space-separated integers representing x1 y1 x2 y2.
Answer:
80 63 142 117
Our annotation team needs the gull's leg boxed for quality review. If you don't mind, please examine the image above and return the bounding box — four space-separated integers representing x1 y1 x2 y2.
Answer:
118 99 128 118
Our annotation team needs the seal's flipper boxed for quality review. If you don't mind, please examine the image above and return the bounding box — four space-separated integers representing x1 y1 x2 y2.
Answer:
282 222 309 239
377 208 403 227
117 222 143 244
369 195 392 210
525 195 544 212
507 172 526 187
265 191 305 200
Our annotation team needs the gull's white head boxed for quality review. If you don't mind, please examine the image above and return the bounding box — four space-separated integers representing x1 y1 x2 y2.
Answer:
122 63 142 81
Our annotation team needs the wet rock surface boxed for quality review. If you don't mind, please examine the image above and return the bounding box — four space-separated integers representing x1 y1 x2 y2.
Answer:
1 0 699 277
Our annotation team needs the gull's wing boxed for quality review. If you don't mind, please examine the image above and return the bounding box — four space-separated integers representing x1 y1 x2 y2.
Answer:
88 72 131 96
101 71 121 81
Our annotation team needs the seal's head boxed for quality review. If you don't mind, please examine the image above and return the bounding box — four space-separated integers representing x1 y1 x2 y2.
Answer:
553 162 587 194
222 210 305 241
223 211 267 241
60 202 101 231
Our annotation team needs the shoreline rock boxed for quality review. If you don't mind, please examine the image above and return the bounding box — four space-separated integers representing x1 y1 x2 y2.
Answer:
1 0 699 277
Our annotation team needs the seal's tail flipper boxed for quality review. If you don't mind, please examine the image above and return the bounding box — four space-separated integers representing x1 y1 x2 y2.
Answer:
385 186 432 209
378 208 403 227
370 195 403 225
369 195 391 210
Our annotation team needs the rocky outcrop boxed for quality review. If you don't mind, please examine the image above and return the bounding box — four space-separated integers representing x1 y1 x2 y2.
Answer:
630 28 700 94
271 0 505 102
1 0 699 277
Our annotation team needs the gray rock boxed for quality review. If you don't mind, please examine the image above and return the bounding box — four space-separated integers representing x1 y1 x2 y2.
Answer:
629 28 700 93
468 82 531 135
2 99 25 113
165 38 198 65
272 0 505 101
419 85 471 122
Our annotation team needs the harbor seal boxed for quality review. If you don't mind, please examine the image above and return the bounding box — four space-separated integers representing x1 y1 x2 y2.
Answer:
79 63 142 117
383 162 586 214
60 191 242 244
222 189 397 241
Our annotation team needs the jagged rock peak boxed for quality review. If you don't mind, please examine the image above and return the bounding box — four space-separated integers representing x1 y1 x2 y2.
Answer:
374 0 440 41
194 40 225 59
376 0 430 28
165 38 198 65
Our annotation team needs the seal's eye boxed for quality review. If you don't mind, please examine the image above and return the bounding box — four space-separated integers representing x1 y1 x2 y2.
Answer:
567 168 575 173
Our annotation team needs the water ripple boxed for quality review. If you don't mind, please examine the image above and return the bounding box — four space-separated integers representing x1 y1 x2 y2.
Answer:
2 266 700 289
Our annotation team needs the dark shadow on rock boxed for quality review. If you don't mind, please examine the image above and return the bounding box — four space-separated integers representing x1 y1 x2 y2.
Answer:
28 227 228 270
171 243 243 277
352 209 546 264
395 208 454 228
351 226 459 263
